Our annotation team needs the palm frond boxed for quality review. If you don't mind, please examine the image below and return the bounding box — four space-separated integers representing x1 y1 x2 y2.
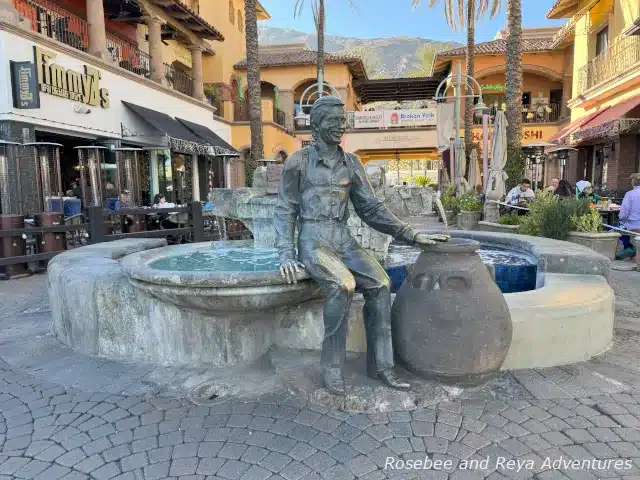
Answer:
293 0 306 18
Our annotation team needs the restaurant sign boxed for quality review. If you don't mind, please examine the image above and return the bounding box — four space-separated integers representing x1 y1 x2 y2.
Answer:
353 111 384 129
33 46 110 108
481 84 505 91
10 61 40 109
352 108 437 129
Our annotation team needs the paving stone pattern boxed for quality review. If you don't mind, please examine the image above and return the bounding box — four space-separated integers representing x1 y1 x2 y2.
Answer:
0 269 639 478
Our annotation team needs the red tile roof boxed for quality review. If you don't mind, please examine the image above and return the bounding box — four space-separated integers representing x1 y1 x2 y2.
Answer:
435 38 553 59
234 49 363 68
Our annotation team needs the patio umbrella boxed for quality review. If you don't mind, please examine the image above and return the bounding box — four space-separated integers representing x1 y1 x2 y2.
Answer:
485 110 509 199
468 148 481 192
454 140 468 194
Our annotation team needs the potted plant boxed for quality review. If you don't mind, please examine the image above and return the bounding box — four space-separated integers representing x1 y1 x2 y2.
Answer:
439 185 459 224
567 208 621 260
457 192 483 230
477 212 521 233
204 85 220 106
413 175 432 187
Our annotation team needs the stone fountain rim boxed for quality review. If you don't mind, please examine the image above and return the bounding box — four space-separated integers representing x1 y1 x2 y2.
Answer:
120 240 313 288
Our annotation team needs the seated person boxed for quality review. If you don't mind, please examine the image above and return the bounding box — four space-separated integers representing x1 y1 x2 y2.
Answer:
617 174 640 259
576 181 601 203
506 178 535 214
152 194 176 208
553 180 573 198
545 177 559 195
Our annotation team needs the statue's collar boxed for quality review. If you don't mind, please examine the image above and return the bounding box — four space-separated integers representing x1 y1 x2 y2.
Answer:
309 143 346 167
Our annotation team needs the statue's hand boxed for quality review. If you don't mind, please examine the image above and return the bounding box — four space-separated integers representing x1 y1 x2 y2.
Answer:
414 233 450 246
279 260 306 284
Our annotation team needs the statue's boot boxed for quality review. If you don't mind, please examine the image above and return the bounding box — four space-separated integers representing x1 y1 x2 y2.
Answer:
362 286 411 392
375 368 411 391
323 367 346 395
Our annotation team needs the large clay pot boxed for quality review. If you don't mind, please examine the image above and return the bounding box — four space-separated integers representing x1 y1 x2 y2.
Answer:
391 238 512 386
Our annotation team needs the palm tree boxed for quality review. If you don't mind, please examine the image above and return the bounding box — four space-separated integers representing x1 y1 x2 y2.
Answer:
294 0 356 96
244 0 264 186
504 0 523 190
412 0 500 173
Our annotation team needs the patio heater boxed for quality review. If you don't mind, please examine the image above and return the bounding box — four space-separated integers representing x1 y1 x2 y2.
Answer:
114 148 142 207
23 142 64 213
115 148 144 232
74 146 109 207
0 141 23 215
0 141 27 277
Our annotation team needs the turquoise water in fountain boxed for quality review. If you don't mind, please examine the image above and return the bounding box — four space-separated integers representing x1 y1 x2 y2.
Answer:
151 248 281 272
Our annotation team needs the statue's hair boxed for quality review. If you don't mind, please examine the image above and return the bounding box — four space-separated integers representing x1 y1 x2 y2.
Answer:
309 95 344 142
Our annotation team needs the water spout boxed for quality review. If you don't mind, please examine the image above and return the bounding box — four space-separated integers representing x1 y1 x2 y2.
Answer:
216 216 228 241
434 196 449 234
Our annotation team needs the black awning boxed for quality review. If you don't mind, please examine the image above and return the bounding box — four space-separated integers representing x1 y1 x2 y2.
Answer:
176 118 239 156
122 101 208 154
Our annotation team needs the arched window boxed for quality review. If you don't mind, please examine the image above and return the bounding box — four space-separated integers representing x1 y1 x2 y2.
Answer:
238 10 243 33
229 0 234 24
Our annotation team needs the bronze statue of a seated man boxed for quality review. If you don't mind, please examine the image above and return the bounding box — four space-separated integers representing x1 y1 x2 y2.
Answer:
274 95 448 395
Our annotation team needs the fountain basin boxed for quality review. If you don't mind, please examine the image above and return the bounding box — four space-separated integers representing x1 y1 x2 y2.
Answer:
49 232 614 370
121 241 320 313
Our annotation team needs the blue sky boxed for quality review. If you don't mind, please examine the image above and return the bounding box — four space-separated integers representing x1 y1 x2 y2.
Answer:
259 0 566 43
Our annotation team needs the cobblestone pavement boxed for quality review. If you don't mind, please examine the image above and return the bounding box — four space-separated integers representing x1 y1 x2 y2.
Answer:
0 271 639 479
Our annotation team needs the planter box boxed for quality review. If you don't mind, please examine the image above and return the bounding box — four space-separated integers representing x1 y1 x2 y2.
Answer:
443 210 457 225
477 221 520 234
566 231 621 260
457 211 482 230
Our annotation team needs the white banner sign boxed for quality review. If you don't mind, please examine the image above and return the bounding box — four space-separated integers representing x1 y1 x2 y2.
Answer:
384 108 437 127
353 111 385 129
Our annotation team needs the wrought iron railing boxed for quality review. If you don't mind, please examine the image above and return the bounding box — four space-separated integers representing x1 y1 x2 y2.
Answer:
164 63 193 97
274 108 288 128
576 35 640 95
107 34 151 79
12 0 88 51
473 104 563 125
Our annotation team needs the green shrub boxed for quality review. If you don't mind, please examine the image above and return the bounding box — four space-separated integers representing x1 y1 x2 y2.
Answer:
498 213 521 225
413 175 432 187
519 196 591 240
571 208 603 233
440 185 459 215
457 192 483 212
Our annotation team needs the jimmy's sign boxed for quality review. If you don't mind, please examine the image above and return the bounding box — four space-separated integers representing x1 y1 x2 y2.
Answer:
10 60 40 109
33 46 110 108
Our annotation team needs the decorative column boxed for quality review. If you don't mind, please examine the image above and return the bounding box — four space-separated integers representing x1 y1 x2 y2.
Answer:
190 46 205 101
561 74 572 119
147 16 165 85
86 0 108 60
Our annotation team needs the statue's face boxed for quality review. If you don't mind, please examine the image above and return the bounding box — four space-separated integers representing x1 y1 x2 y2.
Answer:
317 106 347 145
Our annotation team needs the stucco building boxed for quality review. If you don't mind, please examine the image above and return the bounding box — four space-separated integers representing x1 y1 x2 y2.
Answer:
546 0 640 195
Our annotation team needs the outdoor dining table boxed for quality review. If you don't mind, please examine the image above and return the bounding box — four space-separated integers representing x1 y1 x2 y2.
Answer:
597 207 620 226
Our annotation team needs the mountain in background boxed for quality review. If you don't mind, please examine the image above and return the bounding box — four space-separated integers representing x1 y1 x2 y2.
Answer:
258 26 461 78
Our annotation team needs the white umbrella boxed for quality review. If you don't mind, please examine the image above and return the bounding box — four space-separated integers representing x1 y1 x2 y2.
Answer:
485 110 509 199
468 148 481 192
454 141 468 194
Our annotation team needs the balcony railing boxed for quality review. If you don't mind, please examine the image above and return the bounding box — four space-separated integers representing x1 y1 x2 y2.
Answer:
11 0 191 98
577 35 640 95
164 64 193 97
12 0 88 51
274 108 288 129
107 34 151 79
473 104 562 125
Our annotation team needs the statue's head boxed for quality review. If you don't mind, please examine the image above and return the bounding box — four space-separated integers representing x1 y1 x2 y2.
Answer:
310 95 346 146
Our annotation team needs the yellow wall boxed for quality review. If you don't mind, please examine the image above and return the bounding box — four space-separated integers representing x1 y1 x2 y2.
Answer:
231 124 302 159
198 0 257 85
235 63 357 109
571 0 640 121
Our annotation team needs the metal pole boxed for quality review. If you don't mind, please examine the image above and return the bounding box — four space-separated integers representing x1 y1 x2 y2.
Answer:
453 63 462 193
482 112 489 190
